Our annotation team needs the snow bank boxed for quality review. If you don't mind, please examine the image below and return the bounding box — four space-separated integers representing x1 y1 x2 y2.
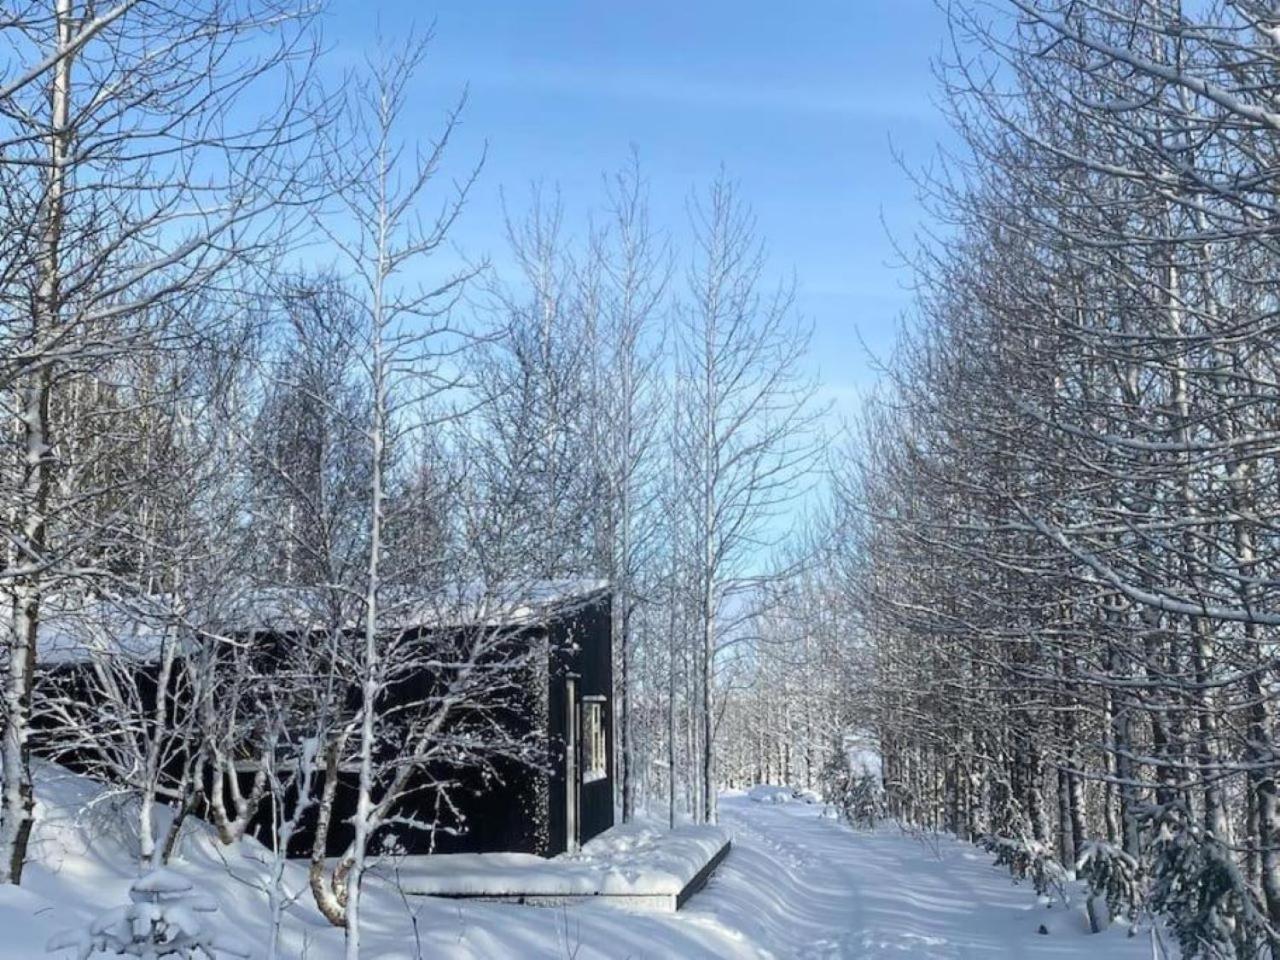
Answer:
7 763 753 959
744 784 820 805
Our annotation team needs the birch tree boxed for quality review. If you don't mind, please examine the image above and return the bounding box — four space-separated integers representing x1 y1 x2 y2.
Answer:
836 2 1280 953
470 189 597 581
0 0 324 885
295 37 553 960
586 155 668 822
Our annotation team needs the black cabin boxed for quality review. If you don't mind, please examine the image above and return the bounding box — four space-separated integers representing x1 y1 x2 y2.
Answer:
257 583 615 858
36 582 614 859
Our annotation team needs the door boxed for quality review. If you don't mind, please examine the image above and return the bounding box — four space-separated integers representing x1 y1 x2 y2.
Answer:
565 676 581 853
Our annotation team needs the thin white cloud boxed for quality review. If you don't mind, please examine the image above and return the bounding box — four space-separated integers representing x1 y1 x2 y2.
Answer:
456 58 939 122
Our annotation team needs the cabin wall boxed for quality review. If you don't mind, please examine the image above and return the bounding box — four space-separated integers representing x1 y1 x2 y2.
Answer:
33 661 192 789
245 623 549 858
245 750 546 858
545 592 614 855
577 595 614 844
39 590 614 861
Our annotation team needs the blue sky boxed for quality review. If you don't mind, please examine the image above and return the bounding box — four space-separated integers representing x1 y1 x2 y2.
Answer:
323 0 955 422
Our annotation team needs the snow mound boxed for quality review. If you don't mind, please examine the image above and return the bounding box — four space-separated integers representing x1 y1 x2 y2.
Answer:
47 867 250 959
746 785 794 804
3 761 1164 959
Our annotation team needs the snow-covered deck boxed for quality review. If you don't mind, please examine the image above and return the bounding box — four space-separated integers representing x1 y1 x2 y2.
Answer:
383 823 731 913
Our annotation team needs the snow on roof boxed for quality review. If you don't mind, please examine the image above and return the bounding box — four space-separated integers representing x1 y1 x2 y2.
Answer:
393 577 610 629
20 579 610 665
25 595 183 666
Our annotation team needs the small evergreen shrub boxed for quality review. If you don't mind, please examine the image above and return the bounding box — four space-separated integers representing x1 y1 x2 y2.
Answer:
819 748 886 829
47 868 250 960
1145 804 1275 960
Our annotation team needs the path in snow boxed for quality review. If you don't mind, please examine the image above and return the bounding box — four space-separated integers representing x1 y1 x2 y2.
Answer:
683 793 1162 959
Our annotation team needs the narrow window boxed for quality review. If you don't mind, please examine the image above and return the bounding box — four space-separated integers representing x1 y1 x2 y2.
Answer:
582 698 607 783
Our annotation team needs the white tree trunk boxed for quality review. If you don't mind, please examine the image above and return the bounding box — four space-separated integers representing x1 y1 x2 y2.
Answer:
0 0 71 886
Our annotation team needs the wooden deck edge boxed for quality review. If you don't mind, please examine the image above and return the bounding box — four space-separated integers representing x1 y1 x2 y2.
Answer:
403 838 732 914
426 891 679 912
675 838 731 911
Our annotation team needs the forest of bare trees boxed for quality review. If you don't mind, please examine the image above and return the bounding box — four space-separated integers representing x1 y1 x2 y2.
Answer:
829 2 1280 956
0 3 825 955
17 1 1280 957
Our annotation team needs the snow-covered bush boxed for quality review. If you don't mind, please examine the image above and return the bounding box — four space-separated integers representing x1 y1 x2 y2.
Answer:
47 868 250 959
746 784 822 806
1076 839 1143 929
819 748 885 829
978 833 1069 904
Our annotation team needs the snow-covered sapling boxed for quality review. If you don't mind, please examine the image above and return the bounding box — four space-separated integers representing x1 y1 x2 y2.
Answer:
1075 839 1143 932
46 868 250 959
819 748 885 829
979 833 1069 906
1146 806 1274 960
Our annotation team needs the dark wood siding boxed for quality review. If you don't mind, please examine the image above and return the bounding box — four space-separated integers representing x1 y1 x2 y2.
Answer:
248 621 552 858
249 750 547 858
576 595 614 845
545 591 614 854
37 587 614 861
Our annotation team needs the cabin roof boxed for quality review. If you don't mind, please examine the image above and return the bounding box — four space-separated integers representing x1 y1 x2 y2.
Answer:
17 579 610 665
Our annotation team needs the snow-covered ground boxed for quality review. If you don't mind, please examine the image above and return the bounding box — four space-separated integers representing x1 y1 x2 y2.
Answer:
5 767 1168 959
714 793 1165 958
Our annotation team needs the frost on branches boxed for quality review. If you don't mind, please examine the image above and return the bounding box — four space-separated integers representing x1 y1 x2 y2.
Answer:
978 834 1070 906
46 868 249 960
1075 840 1143 931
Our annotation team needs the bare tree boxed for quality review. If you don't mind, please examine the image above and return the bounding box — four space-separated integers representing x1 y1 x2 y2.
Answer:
470 187 596 581
293 35 551 960
584 153 668 822
0 0 325 884
673 174 822 823
834 2 1280 954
